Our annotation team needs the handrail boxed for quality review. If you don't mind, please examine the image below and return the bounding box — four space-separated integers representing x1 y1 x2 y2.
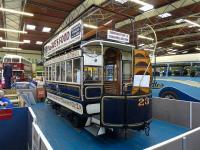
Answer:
28 107 37 123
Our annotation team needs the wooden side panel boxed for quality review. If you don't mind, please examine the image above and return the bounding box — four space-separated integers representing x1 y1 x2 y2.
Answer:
132 49 152 95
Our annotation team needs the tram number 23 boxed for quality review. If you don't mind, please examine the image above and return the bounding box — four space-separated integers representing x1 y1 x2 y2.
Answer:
138 97 150 107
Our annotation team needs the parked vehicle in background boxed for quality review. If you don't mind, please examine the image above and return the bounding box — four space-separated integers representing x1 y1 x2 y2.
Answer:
1 54 32 88
152 53 200 102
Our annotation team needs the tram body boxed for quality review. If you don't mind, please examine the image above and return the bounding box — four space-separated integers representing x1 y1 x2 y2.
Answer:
44 17 152 135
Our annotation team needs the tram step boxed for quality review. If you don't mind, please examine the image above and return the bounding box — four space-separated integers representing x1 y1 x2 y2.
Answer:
84 124 105 136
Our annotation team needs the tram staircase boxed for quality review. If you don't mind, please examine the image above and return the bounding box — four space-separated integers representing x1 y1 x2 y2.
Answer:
84 114 105 136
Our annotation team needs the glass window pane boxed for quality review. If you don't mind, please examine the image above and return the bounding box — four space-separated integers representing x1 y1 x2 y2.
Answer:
122 61 131 80
52 64 55 81
66 60 72 82
4 58 11 63
45 67 48 80
49 66 52 80
73 59 81 83
12 58 19 63
56 63 61 81
84 67 102 83
61 61 65 82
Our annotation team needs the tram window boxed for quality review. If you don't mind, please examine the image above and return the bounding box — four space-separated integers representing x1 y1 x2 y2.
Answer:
56 63 61 81
49 66 52 81
61 61 65 82
73 59 81 83
122 60 131 80
66 60 72 82
45 67 48 80
84 66 102 83
12 58 19 63
52 64 55 81
4 58 11 63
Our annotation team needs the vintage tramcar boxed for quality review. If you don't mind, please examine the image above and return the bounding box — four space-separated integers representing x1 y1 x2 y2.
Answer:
1 54 32 87
44 6 153 136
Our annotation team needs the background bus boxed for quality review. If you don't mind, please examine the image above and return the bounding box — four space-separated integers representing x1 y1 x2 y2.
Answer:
152 53 200 102
1 54 32 86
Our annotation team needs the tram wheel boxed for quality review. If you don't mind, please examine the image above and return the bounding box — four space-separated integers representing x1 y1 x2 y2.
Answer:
105 128 121 137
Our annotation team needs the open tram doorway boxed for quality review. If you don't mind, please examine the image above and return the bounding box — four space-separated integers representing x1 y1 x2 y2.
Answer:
104 48 121 95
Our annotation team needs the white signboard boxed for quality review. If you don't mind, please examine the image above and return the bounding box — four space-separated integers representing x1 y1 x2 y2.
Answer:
47 92 83 114
107 30 129 43
44 20 83 57
83 54 102 66
133 75 150 88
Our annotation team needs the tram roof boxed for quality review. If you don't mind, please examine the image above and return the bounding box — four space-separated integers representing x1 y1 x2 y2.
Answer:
81 40 135 51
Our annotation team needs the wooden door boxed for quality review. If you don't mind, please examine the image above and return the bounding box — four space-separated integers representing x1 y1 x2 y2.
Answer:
104 49 121 95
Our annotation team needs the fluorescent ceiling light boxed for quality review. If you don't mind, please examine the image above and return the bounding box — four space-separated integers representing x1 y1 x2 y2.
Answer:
195 47 200 51
172 42 184 47
184 19 200 27
138 35 154 41
23 40 30 43
130 0 153 7
115 0 128 4
0 39 24 44
139 5 154 12
188 25 195 28
0 28 27 34
149 44 154 48
26 24 36 30
168 52 176 55
0 7 34 16
175 19 184 24
139 43 145 46
182 51 188 54
158 13 172 18
2 47 22 50
172 49 178 52
104 20 113 26
36 41 43 45
42 27 51 33
83 23 98 29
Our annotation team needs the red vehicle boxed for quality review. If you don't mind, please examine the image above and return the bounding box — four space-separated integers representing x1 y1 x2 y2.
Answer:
1 54 32 87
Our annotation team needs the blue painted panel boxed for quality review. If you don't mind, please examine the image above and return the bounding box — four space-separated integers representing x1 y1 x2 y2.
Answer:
85 86 102 99
46 82 81 101
0 107 28 150
102 96 152 126
127 98 152 124
152 77 200 102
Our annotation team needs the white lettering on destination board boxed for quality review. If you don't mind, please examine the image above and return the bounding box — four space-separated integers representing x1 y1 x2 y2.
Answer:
44 20 82 57
107 30 129 43
47 92 83 114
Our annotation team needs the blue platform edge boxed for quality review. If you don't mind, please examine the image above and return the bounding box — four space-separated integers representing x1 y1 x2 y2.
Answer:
32 103 189 150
